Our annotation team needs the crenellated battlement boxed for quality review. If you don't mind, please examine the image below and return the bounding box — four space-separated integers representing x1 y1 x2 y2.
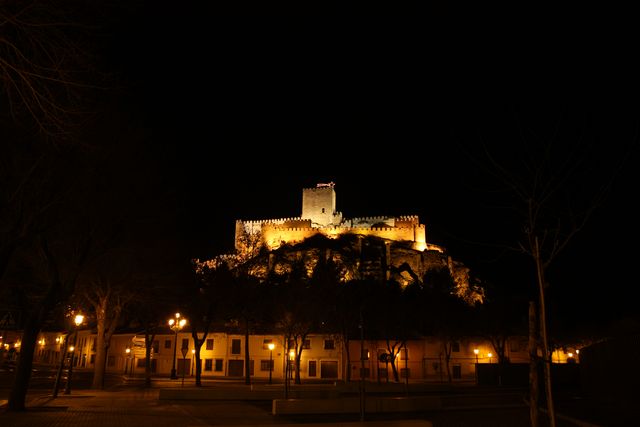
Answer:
238 217 304 226
397 215 419 222
351 215 392 223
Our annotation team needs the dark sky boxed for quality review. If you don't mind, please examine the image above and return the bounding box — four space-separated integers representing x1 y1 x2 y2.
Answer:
98 4 639 331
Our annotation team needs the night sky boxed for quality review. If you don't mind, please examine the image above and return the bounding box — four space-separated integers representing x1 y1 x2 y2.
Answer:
90 4 640 332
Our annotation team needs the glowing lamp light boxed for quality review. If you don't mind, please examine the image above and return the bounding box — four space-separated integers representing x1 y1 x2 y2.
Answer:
69 346 75 352
125 347 131 354
473 349 479 355
576 349 580 355
487 352 492 358
74 314 84 326
191 349 195 354
567 352 574 358
268 343 275 351
289 350 295 359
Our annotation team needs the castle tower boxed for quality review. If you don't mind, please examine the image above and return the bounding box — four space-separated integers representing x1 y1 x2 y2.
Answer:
302 183 340 227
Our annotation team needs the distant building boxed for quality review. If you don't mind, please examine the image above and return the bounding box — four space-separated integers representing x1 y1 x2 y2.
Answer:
235 183 443 253
25 329 580 382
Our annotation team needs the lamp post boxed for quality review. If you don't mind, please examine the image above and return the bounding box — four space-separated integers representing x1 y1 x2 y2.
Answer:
488 352 493 364
268 343 275 384
64 314 84 395
124 348 131 374
473 348 480 384
168 313 187 379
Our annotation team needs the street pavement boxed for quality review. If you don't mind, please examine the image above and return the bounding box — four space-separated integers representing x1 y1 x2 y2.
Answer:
0 376 621 426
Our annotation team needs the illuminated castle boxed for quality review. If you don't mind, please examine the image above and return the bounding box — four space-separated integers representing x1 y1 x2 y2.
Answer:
235 183 442 253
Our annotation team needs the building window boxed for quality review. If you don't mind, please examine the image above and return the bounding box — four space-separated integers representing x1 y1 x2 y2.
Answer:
107 356 116 367
90 354 96 364
231 339 241 354
204 359 213 371
136 358 146 368
181 338 189 349
451 342 460 352
260 360 274 371
206 339 214 350
362 349 370 360
324 339 335 350
164 340 171 349
400 368 410 378
262 339 273 350
152 340 159 353
214 359 223 372
360 368 371 378
308 360 317 377
322 208 325 213
303 339 311 349
453 364 462 379
510 339 521 352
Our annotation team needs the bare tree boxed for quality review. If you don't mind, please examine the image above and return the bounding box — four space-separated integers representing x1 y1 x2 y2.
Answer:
478 137 632 427
83 277 136 389
0 0 100 139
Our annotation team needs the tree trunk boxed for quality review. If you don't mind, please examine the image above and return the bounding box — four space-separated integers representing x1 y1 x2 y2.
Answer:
92 307 107 389
343 335 351 382
295 349 302 385
529 301 539 427
7 315 40 411
388 351 400 382
144 331 154 388
195 351 202 386
244 319 251 385
443 343 452 383
534 237 556 427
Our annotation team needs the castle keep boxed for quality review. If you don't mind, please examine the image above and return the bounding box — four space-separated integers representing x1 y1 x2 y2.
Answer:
235 183 442 253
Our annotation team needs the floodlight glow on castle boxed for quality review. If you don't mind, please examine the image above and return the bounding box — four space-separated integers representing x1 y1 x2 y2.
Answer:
235 182 442 253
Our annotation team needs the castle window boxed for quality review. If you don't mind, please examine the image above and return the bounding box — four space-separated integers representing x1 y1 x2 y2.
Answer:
322 208 325 213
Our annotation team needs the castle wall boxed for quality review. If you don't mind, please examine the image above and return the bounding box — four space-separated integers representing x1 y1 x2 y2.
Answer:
259 223 425 251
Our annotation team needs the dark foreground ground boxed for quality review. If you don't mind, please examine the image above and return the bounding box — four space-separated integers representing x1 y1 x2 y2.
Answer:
0 371 630 426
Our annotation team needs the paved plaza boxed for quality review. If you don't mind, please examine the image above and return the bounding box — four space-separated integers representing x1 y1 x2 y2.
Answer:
0 381 610 427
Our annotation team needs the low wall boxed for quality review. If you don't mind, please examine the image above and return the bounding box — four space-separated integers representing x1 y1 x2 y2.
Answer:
272 396 442 415
159 386 339 401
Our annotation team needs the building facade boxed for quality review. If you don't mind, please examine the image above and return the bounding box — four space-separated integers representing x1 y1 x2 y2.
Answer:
15 331 580 382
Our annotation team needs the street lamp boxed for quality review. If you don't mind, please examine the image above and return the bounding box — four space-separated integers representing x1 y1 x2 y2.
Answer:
64 313 84 395
473 348 479 364
487 352 493 364
168 312 187 379
268 343 275 384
